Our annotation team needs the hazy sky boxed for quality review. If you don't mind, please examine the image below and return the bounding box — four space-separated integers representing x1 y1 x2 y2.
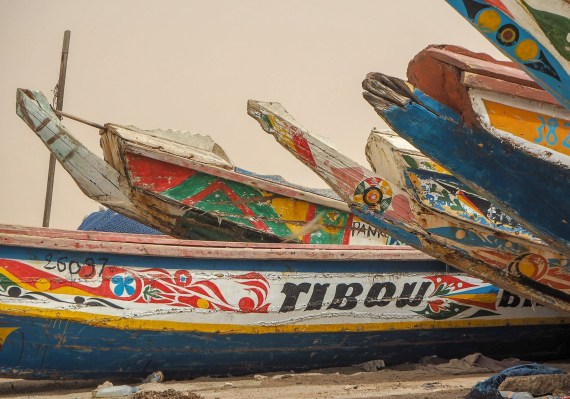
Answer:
0 1 503 230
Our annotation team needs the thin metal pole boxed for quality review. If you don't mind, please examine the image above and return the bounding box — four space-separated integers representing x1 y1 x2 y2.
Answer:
43 30 70 227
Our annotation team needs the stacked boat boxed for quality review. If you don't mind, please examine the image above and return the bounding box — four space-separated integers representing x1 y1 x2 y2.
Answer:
4 0 570 379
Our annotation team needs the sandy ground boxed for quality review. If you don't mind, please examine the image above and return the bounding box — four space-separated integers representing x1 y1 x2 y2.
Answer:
2 361 569 399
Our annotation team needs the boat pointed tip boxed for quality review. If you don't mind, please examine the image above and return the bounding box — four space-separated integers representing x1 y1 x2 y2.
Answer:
246 99 284 134
16 89 34 108
362 91 391 112
16 88 45 102
16 89 57 123
362 73 415 112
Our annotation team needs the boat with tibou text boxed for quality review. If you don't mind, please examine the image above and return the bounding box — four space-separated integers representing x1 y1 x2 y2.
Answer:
0 224 568 378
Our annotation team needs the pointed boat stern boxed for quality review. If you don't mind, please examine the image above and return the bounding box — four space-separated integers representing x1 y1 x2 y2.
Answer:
16 89 137 216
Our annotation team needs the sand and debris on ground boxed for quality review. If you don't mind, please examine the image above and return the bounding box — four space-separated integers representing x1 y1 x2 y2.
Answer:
0 356 568 399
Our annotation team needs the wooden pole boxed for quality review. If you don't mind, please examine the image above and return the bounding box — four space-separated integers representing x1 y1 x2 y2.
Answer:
54 110 105 130
43 30 70 227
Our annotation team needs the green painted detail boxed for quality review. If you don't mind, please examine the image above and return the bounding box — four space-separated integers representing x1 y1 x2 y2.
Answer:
143 285 161 301
163 173 286 234
402 154 419 169
161 171 350 244
262 113 274 130
414 302 471 320
402 154 440 173
224 179 292 237
306 210 349 245
523 1 570 61
467 309 500 319
0 273 13 292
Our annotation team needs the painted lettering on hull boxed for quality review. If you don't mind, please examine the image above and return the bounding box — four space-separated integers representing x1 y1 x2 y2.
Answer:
483 96 570 156
278 276 535 320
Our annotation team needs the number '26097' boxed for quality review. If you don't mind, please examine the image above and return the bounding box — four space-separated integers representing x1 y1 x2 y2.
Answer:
536 115 570 149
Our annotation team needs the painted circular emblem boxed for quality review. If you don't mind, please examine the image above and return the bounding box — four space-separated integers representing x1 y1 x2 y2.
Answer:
496 24 519 47
477 9 501 33
515 39 539 62
352 177 392 214
175 270 193 287
363 187 383 206
509 253 548 281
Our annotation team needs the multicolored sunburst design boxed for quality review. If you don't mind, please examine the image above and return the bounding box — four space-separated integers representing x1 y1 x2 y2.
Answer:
415 275 500 320
352 177 393 215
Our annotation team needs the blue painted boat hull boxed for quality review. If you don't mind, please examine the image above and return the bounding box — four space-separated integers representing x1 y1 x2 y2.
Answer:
2 313 569 379
1 225 569 379
363 74 570 254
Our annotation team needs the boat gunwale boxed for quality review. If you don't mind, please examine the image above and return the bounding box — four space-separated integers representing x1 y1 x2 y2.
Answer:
425 47 540 88
117 139 348 212
0 224 431 260
461 72 561 106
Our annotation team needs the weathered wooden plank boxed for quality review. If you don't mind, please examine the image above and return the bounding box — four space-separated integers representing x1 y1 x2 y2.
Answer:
461 72 558 105
422 46 537 87
248 99 570 313
108 124 234 170
0 223 420 253
0 231 428 261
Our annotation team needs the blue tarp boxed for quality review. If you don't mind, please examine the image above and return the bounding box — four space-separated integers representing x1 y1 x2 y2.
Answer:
467 364 566 399
78 209 163 235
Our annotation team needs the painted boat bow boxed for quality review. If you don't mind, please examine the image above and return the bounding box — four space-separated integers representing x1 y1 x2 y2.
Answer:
363 72 570 255
248 99 570 313
16 89 137 217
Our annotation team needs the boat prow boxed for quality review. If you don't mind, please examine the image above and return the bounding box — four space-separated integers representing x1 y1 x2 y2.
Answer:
16 89 138 219
248 98 570 313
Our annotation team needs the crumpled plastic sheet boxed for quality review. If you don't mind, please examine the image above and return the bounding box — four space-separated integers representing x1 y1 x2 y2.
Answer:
466 363 566 399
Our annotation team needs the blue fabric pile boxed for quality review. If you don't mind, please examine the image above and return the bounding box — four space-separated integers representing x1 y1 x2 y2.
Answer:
466 364 566 399
78 209 163 235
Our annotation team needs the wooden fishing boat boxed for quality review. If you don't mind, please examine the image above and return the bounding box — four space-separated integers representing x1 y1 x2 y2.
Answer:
16 89 392 246
408 45 570 157
366 128 532 239
446 0 570 111
247 100 570 313
0 224 569 379
363 72 570 255
406 45 570 254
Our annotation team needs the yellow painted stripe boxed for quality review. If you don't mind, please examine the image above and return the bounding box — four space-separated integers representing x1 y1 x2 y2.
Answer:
447 294 497 303
0 303 568 334
0 327 18 345
0 269 97 298
483 99 570 156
